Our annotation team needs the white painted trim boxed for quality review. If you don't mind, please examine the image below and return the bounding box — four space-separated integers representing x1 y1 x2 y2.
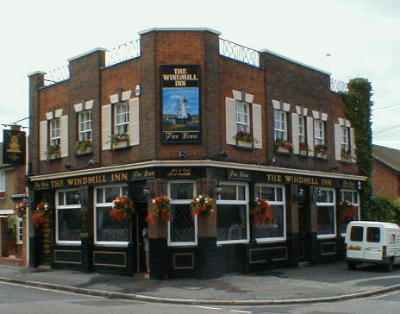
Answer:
321 113 328 121
272 99 281 110
121 90 132 101
73 103 83 112
139 27 221 35
303 108 308 116
345 119 351 127
30 160 368 182
110 94 119 104
312 110 320 119
85 100 94 110
55 109 63 118
295 106 302 115
317 234 337 240
0 209 14 215
46 112 53 120
282 102 291 112
232 90 242 101
245 93 254 103
256 238 286 244
316 187 337 238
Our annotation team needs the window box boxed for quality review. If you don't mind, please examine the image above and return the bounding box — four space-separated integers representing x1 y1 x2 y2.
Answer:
75 140 93 156
341 148 352 162
48 144 61 160
111 134 130 150
274 140 293 154
314 144 328 159
299 143 308 156
235 131 254 149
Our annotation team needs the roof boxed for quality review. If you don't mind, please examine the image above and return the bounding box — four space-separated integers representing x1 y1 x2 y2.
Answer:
373 144 400 173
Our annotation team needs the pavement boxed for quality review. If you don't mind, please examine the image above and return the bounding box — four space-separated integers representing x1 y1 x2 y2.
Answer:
0 262 400 305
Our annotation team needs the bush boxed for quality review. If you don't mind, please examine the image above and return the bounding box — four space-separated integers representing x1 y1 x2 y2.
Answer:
367 196 400 224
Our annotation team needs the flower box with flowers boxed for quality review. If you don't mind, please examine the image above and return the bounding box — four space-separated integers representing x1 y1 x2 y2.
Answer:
147 196 171 225
109 196 134 222
341 148 352 162
75 140 93 156
111 133 130 150
191 195 214 217
32 202 48 228
47 144 61 160
274 140 293 154
234 131 254 149
252 198 275 226
299 142 308 156
314 144 328 159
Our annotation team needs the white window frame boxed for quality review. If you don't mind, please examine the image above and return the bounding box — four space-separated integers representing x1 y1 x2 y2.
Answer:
78 110 92 142
94 184 129 247
298 115 306 144
316 188 336 239
114 102 129 136
55 188 81 246
341 126 351 154
16 217 23 245
216 182 250 245
340 189 360 237
235 101 250 133
254 184 287 243
274 110 288 141
167 181 198 247
0 170 5 194
49 118 61 147
314 119 325 146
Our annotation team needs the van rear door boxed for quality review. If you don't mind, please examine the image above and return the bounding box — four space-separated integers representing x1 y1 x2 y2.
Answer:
347 225 364 260
364 226 383 261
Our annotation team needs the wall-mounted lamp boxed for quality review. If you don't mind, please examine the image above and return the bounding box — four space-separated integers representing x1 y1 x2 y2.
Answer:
178 151 187 160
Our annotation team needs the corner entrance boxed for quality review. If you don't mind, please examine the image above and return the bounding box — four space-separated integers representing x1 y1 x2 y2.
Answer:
297 186 312 262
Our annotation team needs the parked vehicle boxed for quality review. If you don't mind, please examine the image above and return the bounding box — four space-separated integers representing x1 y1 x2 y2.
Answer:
345 221 400 271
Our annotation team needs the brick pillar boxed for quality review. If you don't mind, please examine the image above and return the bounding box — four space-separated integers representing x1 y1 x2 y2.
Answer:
287 184 300 267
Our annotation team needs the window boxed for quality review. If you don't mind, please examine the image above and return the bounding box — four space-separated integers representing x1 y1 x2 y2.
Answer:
316 188 336 238
95 185 129 246
298 115 306 145
350 226 363 242
168 182 197 246
217 183 249 244
235 101 250 133
78 110 92 142
0 170 5 196
56 189 81 245
367 227 380 243
114 103 129 136
49 118 61 146
340 190 360 235
274 110 288 141
314 119 325 146
16 218 23 245
341 126 351 154
254 185 286 242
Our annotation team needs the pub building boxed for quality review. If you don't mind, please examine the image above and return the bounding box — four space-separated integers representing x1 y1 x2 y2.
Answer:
28 28 366 278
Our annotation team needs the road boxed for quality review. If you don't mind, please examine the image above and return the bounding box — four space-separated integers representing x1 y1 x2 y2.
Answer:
1 281 400 314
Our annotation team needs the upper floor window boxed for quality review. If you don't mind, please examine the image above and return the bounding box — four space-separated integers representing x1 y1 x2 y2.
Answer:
114 102 129 136
235 101 250 133
314 119 325 146
341 126 351 153
298 115 306 144
78 110 92 142
274 110 288 141
0 170 5 195
49 118 61 147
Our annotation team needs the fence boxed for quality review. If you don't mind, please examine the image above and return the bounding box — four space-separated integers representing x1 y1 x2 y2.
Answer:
219 38 260 68
105 39 141 67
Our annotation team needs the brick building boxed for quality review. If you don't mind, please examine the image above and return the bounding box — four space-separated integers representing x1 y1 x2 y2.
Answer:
28 28 366 278
372 145 400 200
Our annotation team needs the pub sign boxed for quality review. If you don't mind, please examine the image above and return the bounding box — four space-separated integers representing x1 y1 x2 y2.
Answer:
3 129 26 165
160 65 201 144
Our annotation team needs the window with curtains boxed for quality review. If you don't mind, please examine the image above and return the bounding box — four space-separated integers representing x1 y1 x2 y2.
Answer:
254 184 286 242
235 101 250 133
314 119 325 146
78 110 92 142
298 115 306 145
340 190 359 235
95 185 129 245
114 102 129 136
56 189 81 244
316 188 336 237
217 183 249 244
341 125 351 153
49 118 61 146
274 110 288 141
168 181 197 246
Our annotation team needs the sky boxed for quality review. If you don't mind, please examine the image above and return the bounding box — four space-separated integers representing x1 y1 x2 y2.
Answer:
0 0 399 148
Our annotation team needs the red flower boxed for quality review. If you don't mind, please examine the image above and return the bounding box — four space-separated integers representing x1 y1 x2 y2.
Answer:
32 211 46 227
109 207 128 222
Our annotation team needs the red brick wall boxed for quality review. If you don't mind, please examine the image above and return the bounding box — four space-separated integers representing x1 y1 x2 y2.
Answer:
372 159 400 200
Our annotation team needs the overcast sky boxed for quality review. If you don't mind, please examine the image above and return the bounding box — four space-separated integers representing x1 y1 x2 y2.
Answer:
1 0 398 148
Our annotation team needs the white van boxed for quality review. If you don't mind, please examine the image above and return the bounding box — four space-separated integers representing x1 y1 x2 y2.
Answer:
345 221 400 271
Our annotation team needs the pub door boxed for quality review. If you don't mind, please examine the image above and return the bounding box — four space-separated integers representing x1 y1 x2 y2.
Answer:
298 186 312 262
135 203 148 273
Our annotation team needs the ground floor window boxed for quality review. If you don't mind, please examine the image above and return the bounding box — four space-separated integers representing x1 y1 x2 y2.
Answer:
254 184 286 242
316 188 336 238
217 182 249 244
168 181 197 246
56 189 81 245
95 185 129 246
339 189 360 235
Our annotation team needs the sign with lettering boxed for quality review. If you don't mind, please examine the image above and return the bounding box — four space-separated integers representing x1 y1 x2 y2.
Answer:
265 174 334 187
228 169 251 181
130 169 156 181
3 129 26 165
160 65 201 144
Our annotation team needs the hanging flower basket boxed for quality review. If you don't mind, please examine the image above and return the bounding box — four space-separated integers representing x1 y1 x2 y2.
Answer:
15 200 28 218
252 198 274 225
147 196 171 224
32 202 48 227
339 201 358 224
191 195 214 217
109 195 134 222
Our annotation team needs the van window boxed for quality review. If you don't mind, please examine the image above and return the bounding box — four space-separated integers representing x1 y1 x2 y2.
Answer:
350 226 363 241
367 227 380 243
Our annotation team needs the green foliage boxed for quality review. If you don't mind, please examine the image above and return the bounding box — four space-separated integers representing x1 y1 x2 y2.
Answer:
7 215 17 237
340 78 373 218
368 196 400 224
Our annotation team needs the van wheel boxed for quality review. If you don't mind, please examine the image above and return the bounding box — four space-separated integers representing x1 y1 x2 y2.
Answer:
385 259 394 272
347 262 357 270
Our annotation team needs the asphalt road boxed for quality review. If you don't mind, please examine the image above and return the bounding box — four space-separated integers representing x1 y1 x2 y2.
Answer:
1 281 400 314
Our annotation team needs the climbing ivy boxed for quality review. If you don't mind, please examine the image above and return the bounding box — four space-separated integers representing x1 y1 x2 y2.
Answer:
340 78 373 218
